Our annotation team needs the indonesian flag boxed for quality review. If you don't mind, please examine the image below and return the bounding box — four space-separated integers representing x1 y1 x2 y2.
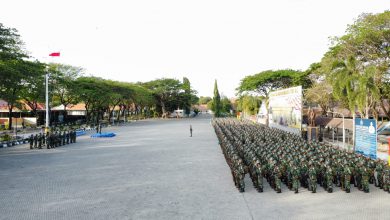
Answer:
49 52 60 57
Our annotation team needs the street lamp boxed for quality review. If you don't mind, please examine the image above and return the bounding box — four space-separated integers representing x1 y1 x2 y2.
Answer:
327 110 345 148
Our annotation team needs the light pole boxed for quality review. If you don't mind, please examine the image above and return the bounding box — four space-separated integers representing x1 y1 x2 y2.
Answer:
327 110 345 148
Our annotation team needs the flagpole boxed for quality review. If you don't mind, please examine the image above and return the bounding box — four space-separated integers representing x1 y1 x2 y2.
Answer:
45 52 60 133
45 73 49 131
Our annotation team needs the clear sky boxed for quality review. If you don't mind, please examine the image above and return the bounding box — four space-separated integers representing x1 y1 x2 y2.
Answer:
1 0 389 97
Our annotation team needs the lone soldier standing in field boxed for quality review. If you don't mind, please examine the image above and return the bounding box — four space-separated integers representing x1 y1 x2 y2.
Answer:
190 125 193 137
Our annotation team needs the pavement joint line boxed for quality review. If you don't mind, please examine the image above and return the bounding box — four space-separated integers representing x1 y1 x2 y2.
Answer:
241 193 254 220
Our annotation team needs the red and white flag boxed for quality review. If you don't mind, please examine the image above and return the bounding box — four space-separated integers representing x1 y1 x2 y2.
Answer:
49 52 60 57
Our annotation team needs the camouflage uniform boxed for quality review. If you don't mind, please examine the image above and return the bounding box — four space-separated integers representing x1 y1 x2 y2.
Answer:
28 134 34 149
343 163 352 193
254 162 263 192
33 134 38 148
308 164 317 193
383 167 390 192
235 162 246 192
46 132 51 149
66 131 70 144
375 160 384 188
361 166 370 193
273 165 282 193
325 166 333 193
38 133 42 149
291 164 300 193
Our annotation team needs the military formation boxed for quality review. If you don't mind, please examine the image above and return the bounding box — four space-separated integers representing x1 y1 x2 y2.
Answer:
28 129 77 149
212 118 390 194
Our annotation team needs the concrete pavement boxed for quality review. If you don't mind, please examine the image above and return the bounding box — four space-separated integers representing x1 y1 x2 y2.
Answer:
0 114 389 220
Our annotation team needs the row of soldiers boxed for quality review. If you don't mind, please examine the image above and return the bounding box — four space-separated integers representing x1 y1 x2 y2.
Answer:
212 118 390 194
28 130 77 149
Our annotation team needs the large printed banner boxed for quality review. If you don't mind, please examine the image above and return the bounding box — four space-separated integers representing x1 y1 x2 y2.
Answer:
268 86 302 135
355 118 377 159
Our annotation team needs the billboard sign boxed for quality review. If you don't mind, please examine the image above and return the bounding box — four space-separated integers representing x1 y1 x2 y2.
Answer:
268 86 302 134
355 118 377 159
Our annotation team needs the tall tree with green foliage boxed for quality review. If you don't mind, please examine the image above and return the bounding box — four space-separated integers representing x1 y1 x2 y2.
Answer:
0 23 30 129
182 77 191 115
321 11 389 119
142 78 183 115
237 69 304 125
48 63 83 111
73 77 112 124
221 97 232 114
237 95 262 116
0 23 27 60
20 61 47 118
213 80 221 117
198 96 212 105
131 84 155 117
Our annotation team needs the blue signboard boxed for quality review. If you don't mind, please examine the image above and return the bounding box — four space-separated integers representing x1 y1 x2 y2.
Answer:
354 118 377 159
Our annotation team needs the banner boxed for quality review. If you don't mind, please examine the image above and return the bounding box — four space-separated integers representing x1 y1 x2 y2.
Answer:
257 102 267 125
268 86 302 134
355 118 377 159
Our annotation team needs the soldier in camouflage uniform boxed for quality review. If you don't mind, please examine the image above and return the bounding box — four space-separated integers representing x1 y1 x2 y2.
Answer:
33 134 38 149
343 162 352 193
46 132 51 149
383 167 390 192
28 134 34 149
361 164 370 193
38 133 43 149
254 161 263 192
211 118 389 195
308 161 317 193
58 132 63 147
291 163 300 193
367 159 376 184
325 164 333 193
66 131 70 144
273 164 282 193
235 159 246 192
375 159 384 188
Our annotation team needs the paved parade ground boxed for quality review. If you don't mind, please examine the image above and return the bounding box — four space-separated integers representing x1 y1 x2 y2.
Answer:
1 114 390 220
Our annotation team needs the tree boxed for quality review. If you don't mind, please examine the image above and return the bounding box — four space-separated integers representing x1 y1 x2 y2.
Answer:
73 77 111 124
0 23 29 129
142 78 183 115
182 77 191 115
20 61 47 118
48 63 83 122
236 95 262 116
0 60 44 129
237 69 303 125
198 96 212 105
103 80 132 123
221 97 232 114
130 84 155 117
213 80 221 117
305 81 335 115
0 23 27 60
321 11 390 118
237 69 304 97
